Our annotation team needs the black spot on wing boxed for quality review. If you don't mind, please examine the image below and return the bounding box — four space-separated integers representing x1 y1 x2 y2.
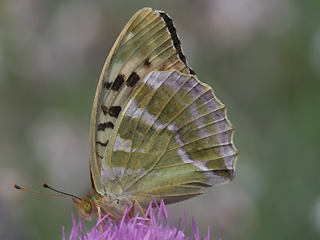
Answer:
103 81 112 89
97 122 114 131
109 106 121 118
112 74 125 91
96 140 109 147
126 72 140 87
189 68 195 75
158 11 195 75
101 105 121 118
144 58 151 67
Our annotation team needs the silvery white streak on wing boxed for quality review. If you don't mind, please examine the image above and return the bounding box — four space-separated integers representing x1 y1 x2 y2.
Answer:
143 72 188 130
162 71 180 88
175 128 213 172
224 156 235 170
189 83 206 100
169 73 190 92
177 147 193 163
193 92 223 119
187 102 212 139
112 166 125 179
204 97 222 112
153 119 166 130
205 171 228 185
198 90 212 104
124 168 146 176
141 109 157 126
101 166 126 183
208 109 225 122
193 161 209 171
167 122 178 131
188 102 201 120
181 76 198 93
125 99 144 119
174 132 184 145
213 131 232 145
219 145 236 158
175 134 194 164
143 71 160 85
101 165 115 182
214 120 230 133
188 118 210 137
177 141 211 171
146 71 171 90
132 147 146 153
113 135 132 153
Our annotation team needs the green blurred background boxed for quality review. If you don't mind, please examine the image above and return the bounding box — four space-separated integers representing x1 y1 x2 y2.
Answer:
1 0 320 239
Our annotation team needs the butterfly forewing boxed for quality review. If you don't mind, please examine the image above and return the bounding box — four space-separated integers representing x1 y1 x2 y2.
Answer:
90 8 195 194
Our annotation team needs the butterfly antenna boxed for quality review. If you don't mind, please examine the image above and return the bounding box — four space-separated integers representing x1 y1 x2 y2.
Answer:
14 183 81 200
41 182 81 200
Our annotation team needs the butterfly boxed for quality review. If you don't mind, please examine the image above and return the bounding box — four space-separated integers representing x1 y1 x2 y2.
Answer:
73 7 238 220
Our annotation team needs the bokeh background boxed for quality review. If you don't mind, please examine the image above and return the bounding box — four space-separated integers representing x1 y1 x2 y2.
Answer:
1 0 320 239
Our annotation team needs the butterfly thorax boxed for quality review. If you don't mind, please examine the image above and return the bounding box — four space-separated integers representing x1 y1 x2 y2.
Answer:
95 193 134 220
73 188 133 220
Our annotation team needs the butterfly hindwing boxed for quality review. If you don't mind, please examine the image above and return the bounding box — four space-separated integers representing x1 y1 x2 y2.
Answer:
90 8 195 193
101 71 237 206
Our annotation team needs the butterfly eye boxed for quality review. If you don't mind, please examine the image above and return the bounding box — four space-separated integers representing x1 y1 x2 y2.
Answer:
116 199 120 205
83 201 92 214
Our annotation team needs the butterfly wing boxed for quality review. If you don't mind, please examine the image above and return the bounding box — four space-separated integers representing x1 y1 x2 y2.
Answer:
90 8 194 193
103 70 237 206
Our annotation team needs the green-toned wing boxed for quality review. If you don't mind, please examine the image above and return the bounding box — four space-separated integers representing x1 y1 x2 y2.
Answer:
90 8 194 193
102 71 237 205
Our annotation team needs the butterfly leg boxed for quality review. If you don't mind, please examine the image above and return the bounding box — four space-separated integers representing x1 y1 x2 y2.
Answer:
132 199 146 216
81 218 85 239
132 199 151 226
128 199 135 218
97 205 104 234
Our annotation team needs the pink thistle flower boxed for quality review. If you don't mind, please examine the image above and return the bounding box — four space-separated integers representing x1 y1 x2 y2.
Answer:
62 200 210 240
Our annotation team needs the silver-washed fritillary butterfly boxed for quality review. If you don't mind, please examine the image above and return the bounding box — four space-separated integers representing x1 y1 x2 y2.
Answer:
71 8 238 220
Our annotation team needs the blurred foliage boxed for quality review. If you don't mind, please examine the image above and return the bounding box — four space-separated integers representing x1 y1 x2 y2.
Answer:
1 0 320 239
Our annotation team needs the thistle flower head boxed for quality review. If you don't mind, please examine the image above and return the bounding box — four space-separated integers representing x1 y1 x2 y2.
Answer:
62 200 210 240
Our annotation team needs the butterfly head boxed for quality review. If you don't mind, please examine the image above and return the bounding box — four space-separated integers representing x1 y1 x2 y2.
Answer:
72 190 97 221
72 188 134 220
